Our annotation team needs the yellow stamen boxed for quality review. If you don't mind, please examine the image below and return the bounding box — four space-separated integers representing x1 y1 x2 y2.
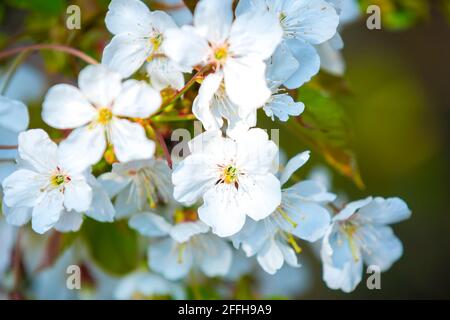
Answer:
277 207 298 228
222 165 238 184
174 209 198 224
287 234 302 254
97 108 113 125
50 174 66 187
343 223 360 262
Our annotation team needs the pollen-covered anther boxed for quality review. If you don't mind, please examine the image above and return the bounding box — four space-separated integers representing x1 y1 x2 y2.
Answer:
222 165 239 185
97 107 113 125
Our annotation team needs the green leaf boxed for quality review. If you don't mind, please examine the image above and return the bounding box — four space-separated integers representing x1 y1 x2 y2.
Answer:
289 83 364 188
6 0 66 16
81 219 140 276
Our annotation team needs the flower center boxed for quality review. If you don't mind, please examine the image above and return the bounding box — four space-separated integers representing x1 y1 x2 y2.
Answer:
174 208 198 224
222 165 239 184
211 44 229 68
97 108 113 125
49 166 70 188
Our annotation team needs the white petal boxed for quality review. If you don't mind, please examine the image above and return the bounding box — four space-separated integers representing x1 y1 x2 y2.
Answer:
285 180 336 203
2 203 32 226
257 238 284 275
333 197 373 222
105 0 153 36
266 44 299 88
321 227 363 292
316 39 345 76
148 238 193 280
196 234 232 277
151 10 178 31
170 221 209 243
114 185 140 218
238 174 281 221
0 96 29 133
129 212 171 237
78 65 122 107
236 128 279 174
282 0 339 44
229 6 283 61
264 93 304 122
279 197 331 242
284 40 320 89
102 34 151 78
85 177 115 222
63 177 92 212
2 169 46 208
358 225 403 271
163 26 210 70
198 185 248 237
32 189 64 234
42 84 96 129
224 57 271 110
17 129 58 173
279 151 310 185
172 154 217 205
54 210 83 232
0 161 15 183
192 72 224 131
110 118 155 163
58 125 106 168
194 0 233 43
97 171 130 198
113 80 161 118
146 56 185 91
357 197 411 225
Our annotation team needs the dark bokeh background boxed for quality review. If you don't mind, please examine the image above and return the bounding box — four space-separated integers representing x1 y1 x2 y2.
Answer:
303 5 450 299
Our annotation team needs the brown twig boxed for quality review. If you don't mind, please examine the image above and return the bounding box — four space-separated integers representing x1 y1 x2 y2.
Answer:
152 124 173 169
0 44 99 65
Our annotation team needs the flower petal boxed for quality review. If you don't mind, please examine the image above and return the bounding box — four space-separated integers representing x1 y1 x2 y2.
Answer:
279 151 310 186
284 40 320 89
358 225 403 271
129 212 171 237
357 197 412 225
148 238 193 280
110 118 155 163
170 221 209 243
194 0 233 43
31 189 64 234
198 185 247 237
0 96 29 133
78 65 122 107
42 84 96 129
58 125 107 169
105 0 153 36
146 56 185 91
256 238 284 275
2 203 32 226
2 169 46 208
102 34 151 78
163 25 210 70
85 174 115 222
113 80 161 118
54 210 83 232
63 177 92 212
17 129 58 173
196 234 232 277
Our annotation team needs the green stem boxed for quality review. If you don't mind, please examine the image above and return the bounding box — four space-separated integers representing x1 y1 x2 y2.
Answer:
0 51 29 95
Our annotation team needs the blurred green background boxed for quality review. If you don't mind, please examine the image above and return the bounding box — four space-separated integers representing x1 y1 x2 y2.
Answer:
0 0 449 299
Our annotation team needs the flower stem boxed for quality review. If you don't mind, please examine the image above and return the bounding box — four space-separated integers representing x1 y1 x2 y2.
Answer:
157 65 210 114
151 124 173 169
0 44 99 65
0 51 29 95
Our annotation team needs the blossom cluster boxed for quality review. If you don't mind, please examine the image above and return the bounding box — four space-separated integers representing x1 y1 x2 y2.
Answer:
0 0 411 298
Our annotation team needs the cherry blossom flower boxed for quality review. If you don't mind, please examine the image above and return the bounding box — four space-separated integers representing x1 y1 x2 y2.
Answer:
321 197 411 292
98 159 172 218
236 0 339 89
129 208 232 280
163 0 283 129
172 129 282 237
232 152 334 274
42 64 161 167
103 0 186 90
